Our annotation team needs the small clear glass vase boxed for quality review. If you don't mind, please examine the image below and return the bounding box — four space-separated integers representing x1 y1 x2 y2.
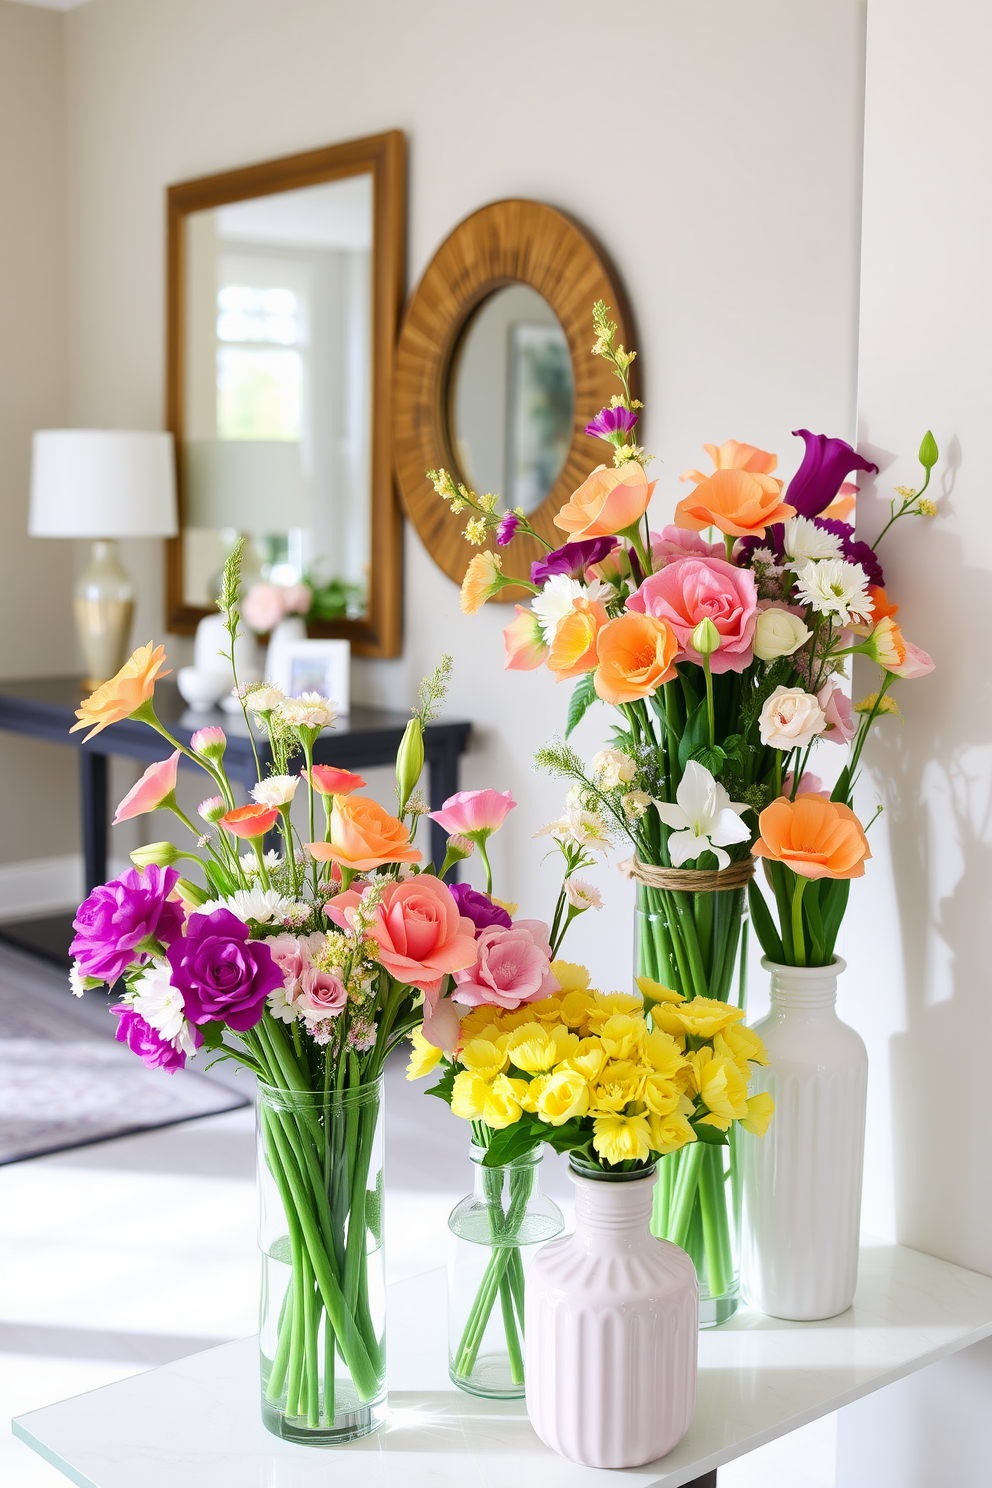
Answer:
257 1076 386 1444
636 882 748 1328
447 1142 564 1398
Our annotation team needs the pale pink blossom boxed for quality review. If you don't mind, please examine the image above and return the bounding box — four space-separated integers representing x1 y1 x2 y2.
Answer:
197 795 226 822
190 726 226 758
782 772 830 799
296 965 347 1020
242 583 288 633
429 789 516 841
282 583 311 616
891 642 935 679
113 751 180 825
817 680 856 744
650 525 726 566
759 686 827 750
452 921 559 1010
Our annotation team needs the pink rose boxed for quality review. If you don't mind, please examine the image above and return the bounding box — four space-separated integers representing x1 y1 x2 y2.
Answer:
627 555 758 674
268 932 327 1003
452 920 559 1010
342 876 479 995
817 680 856 744
296 965 347 1020
650 525 725 567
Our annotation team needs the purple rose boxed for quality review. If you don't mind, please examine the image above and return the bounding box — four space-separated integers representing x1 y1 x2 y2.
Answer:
448 882 512 938
531 537 619 585
71 865 185 986
495 512 519 546
585 405 638 441
167 908 283 1032
814 519 885 588
112 1003 199 1073
786 430 878 519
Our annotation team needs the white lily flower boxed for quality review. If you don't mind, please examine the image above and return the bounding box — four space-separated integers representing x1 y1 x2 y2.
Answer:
652 760 751 870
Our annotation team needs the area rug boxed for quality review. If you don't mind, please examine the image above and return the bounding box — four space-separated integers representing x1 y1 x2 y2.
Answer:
0 943 248 1164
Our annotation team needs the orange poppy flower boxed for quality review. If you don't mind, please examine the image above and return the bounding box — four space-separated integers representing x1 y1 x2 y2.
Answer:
752 795 871 881
555 462 656 540
680 440 779 485
221 803 280 840
674 469 796 539
594 612 679 705
547 597 608 681
70 641 171 741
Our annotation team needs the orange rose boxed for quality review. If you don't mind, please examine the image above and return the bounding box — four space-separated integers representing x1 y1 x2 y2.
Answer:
554 462 656 540
594 611 679 705
752 795 871 881
547 597 608 681
309 794 422 872
680 440 779 484
674 469 795 539
71 641 171 741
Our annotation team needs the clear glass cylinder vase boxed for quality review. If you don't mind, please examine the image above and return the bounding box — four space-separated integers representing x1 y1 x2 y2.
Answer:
447 1143 564 1398
635 881 748 1328
257 1075 386 1444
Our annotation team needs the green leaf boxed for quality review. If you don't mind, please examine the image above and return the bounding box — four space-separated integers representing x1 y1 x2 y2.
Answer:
678 699 709 769
748 878 785 963
919 429 939 470
692 745 726 775
722 733 744 763
566 672 599 738
424 1063 456 1105
198 1020 227 1051
804 880 827 966
691 1121 730 1146
820 878 851 960
176 877 211 907
480 1118 543 1166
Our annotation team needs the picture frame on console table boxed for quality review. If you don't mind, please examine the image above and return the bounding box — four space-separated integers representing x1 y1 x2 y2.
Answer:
268 637 351 715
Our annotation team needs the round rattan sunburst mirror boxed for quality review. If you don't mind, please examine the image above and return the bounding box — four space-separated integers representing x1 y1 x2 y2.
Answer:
392 199 637 593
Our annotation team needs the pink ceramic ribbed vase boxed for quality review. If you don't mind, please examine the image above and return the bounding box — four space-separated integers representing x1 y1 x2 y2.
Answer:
525 1164 698 1469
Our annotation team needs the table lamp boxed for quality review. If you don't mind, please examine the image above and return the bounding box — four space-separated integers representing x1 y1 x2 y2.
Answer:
29 430 178 689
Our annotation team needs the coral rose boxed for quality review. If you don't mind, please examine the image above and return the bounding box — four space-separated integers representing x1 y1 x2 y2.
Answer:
547 597 608 681
627 556 758 675
674 468 795 539
309 794 421 871
71 641 171 741
554 462 655 540
367 875 478 992
753 795 872 880
594 612 679 704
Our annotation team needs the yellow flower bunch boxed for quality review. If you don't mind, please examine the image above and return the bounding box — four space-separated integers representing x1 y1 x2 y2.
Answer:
407 962 774 1172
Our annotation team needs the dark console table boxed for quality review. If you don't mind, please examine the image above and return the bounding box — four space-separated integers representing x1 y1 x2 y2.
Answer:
0 676 471 964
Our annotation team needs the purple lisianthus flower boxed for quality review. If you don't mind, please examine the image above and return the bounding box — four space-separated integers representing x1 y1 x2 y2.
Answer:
531 537 619 585
448 882 513 937
786 430 878 519
70 865 185 986
495 512 519 546
814 519 885 588
112 1003 200 1073
585 405 638 441
167 908 283 1032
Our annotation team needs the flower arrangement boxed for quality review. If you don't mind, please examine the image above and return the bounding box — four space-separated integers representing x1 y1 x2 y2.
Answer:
429 301 937 1318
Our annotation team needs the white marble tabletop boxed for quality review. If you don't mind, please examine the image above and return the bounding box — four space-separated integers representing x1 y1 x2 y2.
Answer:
13 1239 992 1488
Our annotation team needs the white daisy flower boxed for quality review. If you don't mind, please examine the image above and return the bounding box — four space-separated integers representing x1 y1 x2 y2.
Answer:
251 775 299 808
129 962 187 1042
783 516 844 566
278 693 336 729
565 877 604 910
793 558 874 627
245 685 286 714
535 808 611 852
652 761 751 870
200 886 297 924
69 962 87 998
531 574 614 644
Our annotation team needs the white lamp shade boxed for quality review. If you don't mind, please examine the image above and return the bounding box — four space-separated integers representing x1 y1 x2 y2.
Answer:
29 430 178 539
184 439 309 533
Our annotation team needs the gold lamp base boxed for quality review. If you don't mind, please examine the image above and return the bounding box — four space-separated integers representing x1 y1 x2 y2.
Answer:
75 538 135 690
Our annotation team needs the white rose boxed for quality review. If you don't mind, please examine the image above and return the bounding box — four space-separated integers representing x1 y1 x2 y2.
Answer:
591 748 637 788
753 608 811 662
758 686 827 749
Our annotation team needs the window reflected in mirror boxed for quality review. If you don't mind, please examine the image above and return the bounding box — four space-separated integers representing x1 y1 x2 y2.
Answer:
182 174 373 620
448 285 574 515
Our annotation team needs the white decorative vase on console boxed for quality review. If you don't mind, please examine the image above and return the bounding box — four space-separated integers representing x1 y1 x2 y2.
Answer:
525 1162 697 1469
740 956 868 1321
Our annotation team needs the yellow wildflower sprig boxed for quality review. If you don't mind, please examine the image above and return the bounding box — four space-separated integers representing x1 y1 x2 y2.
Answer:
427 468 554 552
591 300 637 409
872 430 939 546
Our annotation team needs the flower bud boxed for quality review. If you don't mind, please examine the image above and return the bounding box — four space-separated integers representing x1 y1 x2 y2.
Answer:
197 794 227 823
444 833 475 862
691 617 721 657
918 429 938 470
395 718 425 812
130 840 182 869
190 726 227 760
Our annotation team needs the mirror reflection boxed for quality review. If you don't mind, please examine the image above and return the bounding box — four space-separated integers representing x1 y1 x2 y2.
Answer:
449 285 573 513
182 174 373 619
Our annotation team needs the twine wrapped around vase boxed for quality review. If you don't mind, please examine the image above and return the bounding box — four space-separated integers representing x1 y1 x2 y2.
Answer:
619 856 756 893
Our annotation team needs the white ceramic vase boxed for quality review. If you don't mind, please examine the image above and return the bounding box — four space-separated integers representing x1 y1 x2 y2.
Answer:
525 1166 697 1469
740 956 868 1321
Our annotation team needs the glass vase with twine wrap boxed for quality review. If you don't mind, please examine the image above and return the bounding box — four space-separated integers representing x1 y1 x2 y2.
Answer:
629 851 755 1327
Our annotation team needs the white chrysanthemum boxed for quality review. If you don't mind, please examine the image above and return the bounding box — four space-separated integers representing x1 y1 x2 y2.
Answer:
622 790 651 820
652 760 751 870
130 962 187 1042
279 693 336 729
246 685 286 714
591 748 637 789
783 516 843 566
241 849 283 876
793 558 874 627
69 962 86 998
200 886 296 924
532 574 614 644
565 877 604 910
535 808 611 852
267 983 299 1024
251 774 299 808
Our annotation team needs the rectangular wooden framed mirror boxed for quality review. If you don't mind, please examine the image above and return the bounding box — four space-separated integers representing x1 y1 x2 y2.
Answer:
166 130 405 656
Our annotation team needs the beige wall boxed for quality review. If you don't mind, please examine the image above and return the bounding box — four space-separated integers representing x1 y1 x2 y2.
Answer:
0 0 80 863
58 0 868 981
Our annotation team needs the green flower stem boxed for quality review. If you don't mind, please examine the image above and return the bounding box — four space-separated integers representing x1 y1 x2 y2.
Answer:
499 1272 525 1385
698 1144 732 1300
791 875 808 966
667 1142 705 1249
477 837 494 896
703 655 716 748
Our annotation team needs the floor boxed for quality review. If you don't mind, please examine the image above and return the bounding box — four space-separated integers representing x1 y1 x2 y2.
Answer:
0 943 838 1487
